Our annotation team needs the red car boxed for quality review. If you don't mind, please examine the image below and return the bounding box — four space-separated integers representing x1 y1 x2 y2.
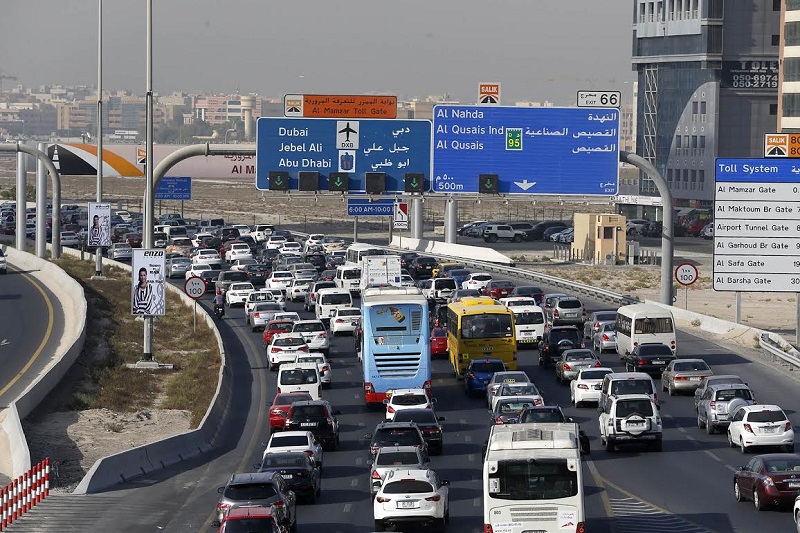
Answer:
214 505 284 532
482 280 515 299
430 327 448 357
732 453 800 510
269 391 314 431
262 319 294 346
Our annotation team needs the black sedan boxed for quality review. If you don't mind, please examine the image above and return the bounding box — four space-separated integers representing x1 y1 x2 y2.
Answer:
391 408 445 455
257 451 321 503
245 263 270 285
408 257 437 279
624 343 676 375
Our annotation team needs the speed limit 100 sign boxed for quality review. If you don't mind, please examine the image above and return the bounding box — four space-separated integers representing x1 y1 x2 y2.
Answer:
675 263 699 286
184 276 207 299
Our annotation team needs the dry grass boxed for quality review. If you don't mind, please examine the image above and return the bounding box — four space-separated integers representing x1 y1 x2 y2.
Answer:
52 255 220 427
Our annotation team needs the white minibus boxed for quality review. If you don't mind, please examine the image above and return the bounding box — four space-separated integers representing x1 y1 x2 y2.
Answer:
614 303 676 356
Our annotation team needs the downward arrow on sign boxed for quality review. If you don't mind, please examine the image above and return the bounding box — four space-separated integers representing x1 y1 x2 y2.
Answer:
514 179 537 191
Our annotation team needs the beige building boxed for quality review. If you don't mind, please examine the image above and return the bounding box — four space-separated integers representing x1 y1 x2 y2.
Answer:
572 213 627 264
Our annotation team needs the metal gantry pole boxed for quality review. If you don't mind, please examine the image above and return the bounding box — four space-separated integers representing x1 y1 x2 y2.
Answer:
36 142 47 258
143 0 154 362
412 197 423 239
15 150 26 251
445 197 457 243
95 0 104 277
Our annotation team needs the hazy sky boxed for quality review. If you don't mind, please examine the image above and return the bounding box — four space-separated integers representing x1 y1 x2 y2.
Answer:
0 0 635 104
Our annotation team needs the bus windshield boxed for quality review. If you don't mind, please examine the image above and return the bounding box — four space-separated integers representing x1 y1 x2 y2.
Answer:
634 317 674 334
461 314 514 339
488 459 578 501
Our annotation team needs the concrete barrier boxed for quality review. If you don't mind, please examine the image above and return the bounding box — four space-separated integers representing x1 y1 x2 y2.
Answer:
68 249 231 494
0 404 30 481
390 236 514 266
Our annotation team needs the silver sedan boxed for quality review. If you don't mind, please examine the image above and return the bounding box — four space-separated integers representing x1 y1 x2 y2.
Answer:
661 358 713 396
555 349 600 384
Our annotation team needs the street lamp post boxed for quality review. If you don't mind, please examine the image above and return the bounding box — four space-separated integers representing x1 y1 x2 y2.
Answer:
95 0 104 277
143 0 154 361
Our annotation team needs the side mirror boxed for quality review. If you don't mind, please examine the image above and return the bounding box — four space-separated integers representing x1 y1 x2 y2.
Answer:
211 521 221 528
431 398 438 404
566 417 574 423
367 459 374 466
217 486 224 494
437 417 446 422
253 463 262 470
382 399 389 405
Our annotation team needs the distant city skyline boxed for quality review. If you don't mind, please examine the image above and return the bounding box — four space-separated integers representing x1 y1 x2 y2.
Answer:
1 0 635 105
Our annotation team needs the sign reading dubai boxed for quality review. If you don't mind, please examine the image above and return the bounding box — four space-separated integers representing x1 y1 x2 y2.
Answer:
713 158 800 292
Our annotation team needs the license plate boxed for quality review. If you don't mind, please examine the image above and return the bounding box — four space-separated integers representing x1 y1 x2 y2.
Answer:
763 427 777 433
281 474 292 479
689 376 701 381
593 384 602 389
627 422 644 427
565 312 577 317
301 422 316 427
788 481 800 488
652 360 665 365
397 500 418 509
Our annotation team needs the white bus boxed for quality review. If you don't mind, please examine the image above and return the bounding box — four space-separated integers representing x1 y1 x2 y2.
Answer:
345 243 387 265
483 423 585 533
614 303 676 357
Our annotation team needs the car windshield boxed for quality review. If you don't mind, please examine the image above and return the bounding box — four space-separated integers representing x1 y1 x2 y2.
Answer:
293 322 324 333
747 410 787 423
393 410 437 424
595 312 617 322
338 309 360 317
514 312 544 325
274 337 305 347
280 369 317 385
497 400 536 414
391 394 427 406
436 279 457 289
375 429 421 446
342 269 361 279
270 435 310 447
564 352 595 362
673 361 710 371
637 344 673 356
250 293 273 302
471 361 506 373
376 452 421 466
262 454 307 468
298 356 324 364
223 483 277 500
255 303 281 312
321 294 351 305
499 384 539 396
382 480 434 494
488 459 578 501
461 314 514 339
269 322 293 331
580 370 612 380
610 379 653 395
616 400 655 417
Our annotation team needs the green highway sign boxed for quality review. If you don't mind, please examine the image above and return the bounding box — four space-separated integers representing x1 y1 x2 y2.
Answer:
506 128 522 151
404 173 425 193
269 171 289 191
328 172 348 192
479 173 499 194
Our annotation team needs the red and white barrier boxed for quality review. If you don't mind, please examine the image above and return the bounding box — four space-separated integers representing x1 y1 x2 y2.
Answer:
0 458 50 530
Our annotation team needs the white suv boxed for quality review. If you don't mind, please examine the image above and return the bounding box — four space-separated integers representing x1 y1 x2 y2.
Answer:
291 320 330 356
598 393 663 452
373 468 450 532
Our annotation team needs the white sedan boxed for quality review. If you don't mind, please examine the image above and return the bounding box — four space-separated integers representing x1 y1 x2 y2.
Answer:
225 282 255 306
499 296 538 309
268 271 295 291
268 333 310 370
461 273 493 292
280 242 303 254
727 404 795 453
225 243 253 263
570 367 614 407
291 320 330 356
262 430 324 466
266 236 287 250
192 249 223 267
60 231 81 248
185 264 212 280
330 307 361 335
385 389 434 422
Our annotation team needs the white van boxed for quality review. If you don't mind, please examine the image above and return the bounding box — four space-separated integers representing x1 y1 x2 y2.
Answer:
315 288 353 322
335 265 362 294
420 277 458 302
163 225 188 239
277 362 321 400
483 422 586 533
615 303 676 357
511 305 545 345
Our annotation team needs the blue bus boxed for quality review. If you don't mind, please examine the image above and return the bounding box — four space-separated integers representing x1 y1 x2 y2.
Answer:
360 287 431 406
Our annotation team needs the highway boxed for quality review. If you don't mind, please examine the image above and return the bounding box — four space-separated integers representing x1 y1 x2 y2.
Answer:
0 262 60 405
8 258 799 533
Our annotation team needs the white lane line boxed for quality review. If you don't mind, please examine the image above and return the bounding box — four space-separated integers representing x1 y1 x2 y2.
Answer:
343 503 352 513
684 435 701 446
355 457 363 465
473 497 481 507
468 454 475 463
350 478 359 487
703 450 721 462
464 435 472 442
724 464 736 472
346 370 352 375
353 393 360 399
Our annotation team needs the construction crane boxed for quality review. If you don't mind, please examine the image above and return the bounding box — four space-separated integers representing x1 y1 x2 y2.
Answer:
0 71 18 92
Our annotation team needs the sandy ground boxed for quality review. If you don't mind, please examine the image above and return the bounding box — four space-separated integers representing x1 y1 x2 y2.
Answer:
2 159 796 490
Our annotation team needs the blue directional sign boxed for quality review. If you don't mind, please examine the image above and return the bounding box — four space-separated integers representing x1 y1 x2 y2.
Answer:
155 176 191 200
256 118 432 193
716 158 800 182
433 106 620 195
347 198 395 217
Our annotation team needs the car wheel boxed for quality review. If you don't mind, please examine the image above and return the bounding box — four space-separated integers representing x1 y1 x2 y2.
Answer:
706 420 715 435
740 437 749 454
668 384 675 396
488 234 498 243
697 415 705 430
374 521 385 532
604 436 615 452
435 517 446 532
512 234 522 243
753 488 764 511
727 431 735 448
734 481 743 502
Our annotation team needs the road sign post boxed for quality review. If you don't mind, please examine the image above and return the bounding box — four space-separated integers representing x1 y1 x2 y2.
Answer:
675 262 698 310
184 276 207 333
393 202 408 230
256 118 431 193
432 106 619 195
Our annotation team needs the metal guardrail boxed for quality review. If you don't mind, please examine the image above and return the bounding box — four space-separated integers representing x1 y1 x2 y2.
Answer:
759 333 800 370
290 231 642 308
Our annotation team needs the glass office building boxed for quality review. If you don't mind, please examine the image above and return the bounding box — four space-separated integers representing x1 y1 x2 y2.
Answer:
631 0 779 209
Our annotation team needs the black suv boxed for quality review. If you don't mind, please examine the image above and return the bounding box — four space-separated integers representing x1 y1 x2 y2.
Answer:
538 325 584 366
256 451 321 503
408 256 437 279
391 409 445 455
366 421 428 460
283 400 341 450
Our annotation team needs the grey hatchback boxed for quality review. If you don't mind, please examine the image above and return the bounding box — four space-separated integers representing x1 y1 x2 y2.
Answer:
215 471 297 527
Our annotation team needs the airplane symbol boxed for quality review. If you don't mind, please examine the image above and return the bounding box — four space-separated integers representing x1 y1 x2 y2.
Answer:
338 122 357 142
514 179 536 191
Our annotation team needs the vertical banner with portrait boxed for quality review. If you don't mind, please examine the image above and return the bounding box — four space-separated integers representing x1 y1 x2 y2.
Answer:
87 202 112 247
131 249 166 316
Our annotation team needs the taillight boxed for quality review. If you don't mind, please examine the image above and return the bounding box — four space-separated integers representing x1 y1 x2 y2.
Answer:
653 393 659 405
326 417 334 428
365 382 374 394
577 384 588 389
484 525 494 533
335 319 344 323
675 376 687 380
371 470 381 480
425 494 441 501
785 421 792 432
638 360 646 365
424 380 432 394
743 423 754 433
305 450 314 457
217 502 230 511
376 496 391 503
277 387 281 393
602 334 610 341
594 361 602 367
563 364 571 371
371 445 379 454
254 313 260 318
576 522 586 533
321 365 329 372
534 399 543 406
709 401 716 410
387 406 395 413
468 373 476 380
594 322 600 329
495 417 504 424
272 499 285 508
271 347 281 353
299 345 309 351
554 309 560 317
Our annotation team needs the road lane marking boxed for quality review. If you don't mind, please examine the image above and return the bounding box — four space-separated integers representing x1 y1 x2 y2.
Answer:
724 465 736 472
350 479 359 487
684 435 701 447
585 459 614 524
468 454 475 463
703 450 721 462
473 497 481 507
0 267 55 396
343 503 352 513
355 457 363 465
464 435 471 442
346 369 352 375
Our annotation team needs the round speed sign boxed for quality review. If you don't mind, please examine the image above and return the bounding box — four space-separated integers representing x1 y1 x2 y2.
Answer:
184 276 208 300
675 263 699 286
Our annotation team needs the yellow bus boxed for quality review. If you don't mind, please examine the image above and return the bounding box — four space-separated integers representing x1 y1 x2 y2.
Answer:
446 302 517 378
458 296 501 307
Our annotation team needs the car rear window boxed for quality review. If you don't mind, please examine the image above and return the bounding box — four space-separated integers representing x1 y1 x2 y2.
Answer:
269 322 293 331
610 379 654 396
391 394 428 406
499 384 539 396
321 294 351 305
223 483 277 500
471 361 505 373
473 275 492 282
616 399 654 417
376 452 420 466
595 312 617 322
290 405 326 418
393 410 436 424
715 388 753 401
497 400 536 413
637 344 673 356
558 299 582 309
274 337 306 347
293 322 324 333
262 454 306 468
274 393 311 405
432 329 447 338
270 435 309 447
338 309 361 317
494 281 514 288
580 369 613 381
514 312 544 325
280 369 318 385
382 480 434 494
342 269 361 279
519 409 566 423
747 410 787 423
673 361 710 371
222 272 249 282
374 428 422 446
